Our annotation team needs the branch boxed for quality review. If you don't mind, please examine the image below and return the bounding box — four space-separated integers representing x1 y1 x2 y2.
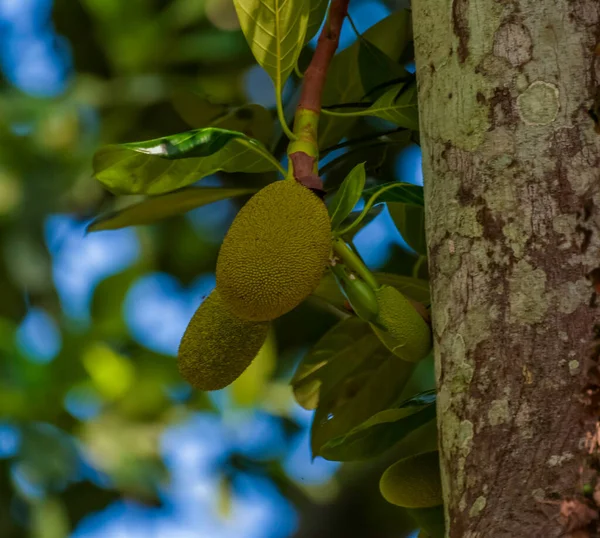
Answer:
287 0 350 186
298 0 350 114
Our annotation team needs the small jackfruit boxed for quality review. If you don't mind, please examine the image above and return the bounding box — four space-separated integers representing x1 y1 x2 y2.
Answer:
380 451 443 508
370 285 431 361
177 290 269 391
216 179 331 321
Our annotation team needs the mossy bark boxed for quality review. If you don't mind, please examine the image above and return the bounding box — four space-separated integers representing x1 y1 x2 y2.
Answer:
412 0 600 536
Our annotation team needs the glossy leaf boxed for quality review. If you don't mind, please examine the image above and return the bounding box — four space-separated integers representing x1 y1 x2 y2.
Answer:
324 83 419 130
389 202 427 255
233 0 309 92
328 163 366 230
306 0 328 42
313 272 430 308
319 390 436 460
93 128 282 195
319 10 413 148
362 182 424 207
87 187 257 232
172 91 274 145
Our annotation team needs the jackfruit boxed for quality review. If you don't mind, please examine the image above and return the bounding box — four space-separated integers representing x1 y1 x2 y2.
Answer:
379 451 443 508
370 285 431 361
177 290 270 390
216 179 331 321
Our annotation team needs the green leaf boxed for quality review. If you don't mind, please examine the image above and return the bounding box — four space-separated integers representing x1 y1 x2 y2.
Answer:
321 130 413 190
328 163 366 231
319 10 413 148
358 42 409 101
87 187 257 232
93 128 282 195
291 317 373 410
339 205 384 241
324 83 419 130
311 342 416 457
319 390 436 460
306 0 328 42
293 315 418 455
171 91 274 146
233 0 309 92
313 272 430 307
389 202 427 255
362 182 423 206
370 83 419 129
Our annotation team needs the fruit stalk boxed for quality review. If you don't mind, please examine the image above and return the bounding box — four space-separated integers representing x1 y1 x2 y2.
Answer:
287 0 350 183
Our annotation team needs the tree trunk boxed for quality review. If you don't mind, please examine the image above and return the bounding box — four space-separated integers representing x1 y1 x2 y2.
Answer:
412 1 600 536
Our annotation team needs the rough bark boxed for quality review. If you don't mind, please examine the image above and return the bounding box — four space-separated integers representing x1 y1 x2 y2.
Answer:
412 1 600 536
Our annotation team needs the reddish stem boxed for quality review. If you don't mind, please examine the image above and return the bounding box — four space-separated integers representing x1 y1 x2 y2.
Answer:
298 0 350 113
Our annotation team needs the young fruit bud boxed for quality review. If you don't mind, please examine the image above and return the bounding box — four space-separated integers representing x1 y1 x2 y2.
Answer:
177 290 270 391
370 285 432 361
379 451 443 509
216 180 331 321
332 264 379 322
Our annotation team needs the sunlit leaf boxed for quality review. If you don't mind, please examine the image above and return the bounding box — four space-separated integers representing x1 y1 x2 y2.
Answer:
369 83 418 129
319 390 436 460
327 163 365 230
362 182 423 206
389 202 427 255
82 343 135 400
233 0 309 92
231 330 277 407
319 10 413 148
88 187 257 232
93 128 282 195
31 497 70 538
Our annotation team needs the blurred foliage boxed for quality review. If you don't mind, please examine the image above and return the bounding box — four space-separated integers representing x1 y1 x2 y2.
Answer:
0 0 438 537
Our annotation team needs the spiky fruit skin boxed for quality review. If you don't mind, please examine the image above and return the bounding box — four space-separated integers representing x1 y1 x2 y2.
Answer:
370 285 432 361
177 290 269 391
216 180 331 321
379 451 443 508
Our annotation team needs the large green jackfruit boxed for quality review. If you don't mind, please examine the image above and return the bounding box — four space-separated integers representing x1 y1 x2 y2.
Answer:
370 285 432 362
216 179 331 321
177 290 270 390
379 451 443 508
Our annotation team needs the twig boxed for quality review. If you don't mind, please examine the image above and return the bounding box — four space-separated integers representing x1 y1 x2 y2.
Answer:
286 0 351 185
297 0 350 114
